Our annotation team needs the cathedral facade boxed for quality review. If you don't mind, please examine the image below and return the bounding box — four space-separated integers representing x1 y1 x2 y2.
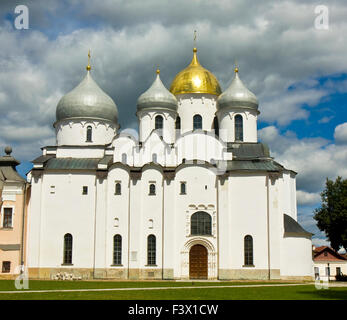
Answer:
26 48 313 280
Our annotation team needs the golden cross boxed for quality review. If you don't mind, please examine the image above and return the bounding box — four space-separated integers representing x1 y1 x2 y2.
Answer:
86 49 91 71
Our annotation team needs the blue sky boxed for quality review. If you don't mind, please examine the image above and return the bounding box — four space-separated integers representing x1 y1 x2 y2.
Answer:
1 0 347 248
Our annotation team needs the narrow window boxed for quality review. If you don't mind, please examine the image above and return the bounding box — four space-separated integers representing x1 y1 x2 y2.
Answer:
115 182 121 195
244 235 253 266
152 153 158 163
149 183 156 195
235 114 243 141
314 267 319 280
82 186 88 195
113 234 122 265
3 208 13 228
2 261 11 273
191 211 212 235
86 126 92 142
193 114 202 130
121 153 127 164
147 235 156 265
213 116 219 137
180 182 186 194
63 233 73 264
155 115 163 130
336 267 341 276
175 116 181 130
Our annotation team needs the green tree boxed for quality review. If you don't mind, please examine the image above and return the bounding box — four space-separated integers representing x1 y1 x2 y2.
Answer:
314 177 347 252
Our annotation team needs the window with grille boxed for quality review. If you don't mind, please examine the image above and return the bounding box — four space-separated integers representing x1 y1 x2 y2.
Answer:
235 114 243 141
113 234 122 265
193 114 202 130
147 235 156 265
3 208 13 228
2 261 10 273
155 115 163 130
86 126 92 142
149 183 156 195
190 211 211 235
244 235 253 266
63 233 73 264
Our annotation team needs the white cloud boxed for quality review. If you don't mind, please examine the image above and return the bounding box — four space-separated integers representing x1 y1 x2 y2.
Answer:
0 0 346 164
297 190 320 206
259 125 347 193
334 122 347 144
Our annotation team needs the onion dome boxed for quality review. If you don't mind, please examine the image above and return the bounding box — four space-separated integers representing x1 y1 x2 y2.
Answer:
217 67 258 111
170 48 221 96
137 69 178 112
56 53 118 124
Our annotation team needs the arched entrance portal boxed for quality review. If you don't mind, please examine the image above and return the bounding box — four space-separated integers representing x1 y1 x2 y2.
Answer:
189 244 208 279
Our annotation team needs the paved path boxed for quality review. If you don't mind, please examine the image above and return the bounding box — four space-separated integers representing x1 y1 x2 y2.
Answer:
0 282 335 294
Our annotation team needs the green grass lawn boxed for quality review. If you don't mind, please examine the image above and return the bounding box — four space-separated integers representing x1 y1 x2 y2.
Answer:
0 280 346 300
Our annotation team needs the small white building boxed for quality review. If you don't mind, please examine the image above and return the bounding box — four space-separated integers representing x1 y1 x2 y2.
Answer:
26 47 313 280
313 246 347 281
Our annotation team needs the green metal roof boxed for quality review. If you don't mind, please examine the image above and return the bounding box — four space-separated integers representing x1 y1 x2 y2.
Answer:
223 160 283 172
45 158 100 170
226 142 270 159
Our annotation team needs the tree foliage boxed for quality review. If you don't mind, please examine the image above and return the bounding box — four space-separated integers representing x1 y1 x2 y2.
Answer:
314 177 347 252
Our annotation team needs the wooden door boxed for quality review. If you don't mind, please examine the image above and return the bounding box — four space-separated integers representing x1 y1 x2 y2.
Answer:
189 244 208 279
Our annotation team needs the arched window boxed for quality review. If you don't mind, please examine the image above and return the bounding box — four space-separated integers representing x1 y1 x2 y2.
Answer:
121 153 127 164
86 126 92 142
149 183 156 195
152 153 157 163
63 233 73 264
113 234 122 265
180 182 186 195
235 114 243 141
193 114 202 130
175 116 181 130
147 235 156 265
155 115 163 130
244 235 253 266
115 182 121 195
213 116 219 137
191 211 212 235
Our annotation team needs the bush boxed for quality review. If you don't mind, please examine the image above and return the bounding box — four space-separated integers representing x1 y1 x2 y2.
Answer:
335 274 347 281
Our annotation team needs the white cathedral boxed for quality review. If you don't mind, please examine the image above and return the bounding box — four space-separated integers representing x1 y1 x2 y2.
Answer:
26 47 313 280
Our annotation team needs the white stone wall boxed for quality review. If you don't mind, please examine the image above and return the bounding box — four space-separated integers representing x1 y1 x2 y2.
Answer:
55 119 117 146
137 110 176 144
217 109 258 143
176 94 218 134
281 236 313 278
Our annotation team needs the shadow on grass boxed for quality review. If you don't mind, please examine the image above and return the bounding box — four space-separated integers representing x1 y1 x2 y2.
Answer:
298 289 347 300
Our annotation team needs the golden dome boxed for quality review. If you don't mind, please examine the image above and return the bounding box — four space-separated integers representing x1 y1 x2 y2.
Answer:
170 48 222 96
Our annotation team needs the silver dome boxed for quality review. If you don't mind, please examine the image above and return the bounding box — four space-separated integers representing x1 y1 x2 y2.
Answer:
217 70 258 111
137 71 177 112
56 71 118 123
